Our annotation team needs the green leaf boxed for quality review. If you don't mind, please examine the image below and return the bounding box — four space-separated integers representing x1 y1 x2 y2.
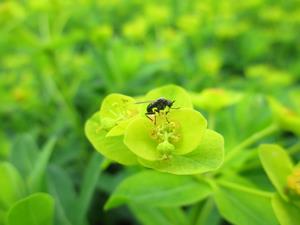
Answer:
130 205 189 225
259 144 293 200
124 109 207 161
129 204 172 225
28 137 57 192
75 153 105 225
138 129 224 175
0 162 24 211
105 170 212 210
7 193 54 225
10 134 38 178
272 194 300 225
0 132 10 159
145 84 193 109
214 181 279 225
85 112 137 165
47 166 76 225
0 209 6 225
161 207 189 225
193 198 221 225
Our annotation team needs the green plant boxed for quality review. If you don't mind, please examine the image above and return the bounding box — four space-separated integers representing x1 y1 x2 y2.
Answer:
1 0 300 224
85 84 300 225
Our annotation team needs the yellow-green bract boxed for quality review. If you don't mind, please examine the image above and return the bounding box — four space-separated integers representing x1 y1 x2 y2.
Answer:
85 84 224 175
259 144 300 225
268 97 300 136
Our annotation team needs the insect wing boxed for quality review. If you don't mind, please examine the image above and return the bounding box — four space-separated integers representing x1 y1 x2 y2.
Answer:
135 100 155 104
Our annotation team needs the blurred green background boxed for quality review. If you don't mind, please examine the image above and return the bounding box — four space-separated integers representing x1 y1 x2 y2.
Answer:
0 0 299 224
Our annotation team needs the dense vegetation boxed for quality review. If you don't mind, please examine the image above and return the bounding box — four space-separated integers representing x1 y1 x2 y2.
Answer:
0 0 300 225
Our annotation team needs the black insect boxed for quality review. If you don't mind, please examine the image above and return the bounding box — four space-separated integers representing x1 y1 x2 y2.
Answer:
136 97 176 123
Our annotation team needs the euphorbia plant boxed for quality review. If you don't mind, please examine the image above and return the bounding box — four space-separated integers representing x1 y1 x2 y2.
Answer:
259 144 300 225
85 85 299 225
85 85 224 174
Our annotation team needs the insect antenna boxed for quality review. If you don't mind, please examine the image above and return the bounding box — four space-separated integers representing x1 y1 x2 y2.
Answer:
170 100 180 109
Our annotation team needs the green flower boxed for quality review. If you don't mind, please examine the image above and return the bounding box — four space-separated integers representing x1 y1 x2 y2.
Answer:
124 109 225 175
259 144 300 224
85 85 224 174
85 94 139 165
177 14 201 35
196 49 223 77
124 85 224 175
287 167 300 196
191 88 243 112
122 17 148 41
245 64 293 88
268 97 300 136
124 109 207 161
137 129 224 175
99 93 140 136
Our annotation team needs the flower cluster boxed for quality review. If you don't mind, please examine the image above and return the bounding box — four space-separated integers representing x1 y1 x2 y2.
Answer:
85 85 224 175
287 167 300 196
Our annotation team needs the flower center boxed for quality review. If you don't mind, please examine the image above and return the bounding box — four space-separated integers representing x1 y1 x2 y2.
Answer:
150 114 180 159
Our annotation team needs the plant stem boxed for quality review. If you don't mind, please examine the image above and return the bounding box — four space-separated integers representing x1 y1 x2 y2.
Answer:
208 111 215 130
100 158 111 171
222 123 279 167
218 179 274 198
288 141 300 156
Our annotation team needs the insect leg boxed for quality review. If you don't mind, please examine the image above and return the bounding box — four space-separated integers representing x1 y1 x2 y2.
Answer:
145 112 154 122
164 109 171 123
165 116 170 123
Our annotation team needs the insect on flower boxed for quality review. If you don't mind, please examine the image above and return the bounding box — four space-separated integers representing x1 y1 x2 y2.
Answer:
136 97 178 124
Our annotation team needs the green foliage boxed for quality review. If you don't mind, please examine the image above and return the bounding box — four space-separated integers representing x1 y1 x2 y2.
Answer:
1 0 300 224
7 193 54 225
214 181 278 225
0 163 24 211
259 144 294 200
272 194 300 225
105 170 212 210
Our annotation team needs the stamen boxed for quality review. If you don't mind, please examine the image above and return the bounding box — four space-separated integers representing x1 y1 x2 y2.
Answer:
150 114 180 159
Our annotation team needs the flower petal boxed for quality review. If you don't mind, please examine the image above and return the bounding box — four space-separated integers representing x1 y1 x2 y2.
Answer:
124 116 161 161
168 109 207 155
85 113 137 165
138 129 224 175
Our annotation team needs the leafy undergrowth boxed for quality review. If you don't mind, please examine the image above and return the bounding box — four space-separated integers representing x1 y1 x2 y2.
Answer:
1 0 300 224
